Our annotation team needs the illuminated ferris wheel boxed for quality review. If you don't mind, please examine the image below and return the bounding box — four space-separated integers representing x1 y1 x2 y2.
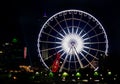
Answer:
37 9 108 72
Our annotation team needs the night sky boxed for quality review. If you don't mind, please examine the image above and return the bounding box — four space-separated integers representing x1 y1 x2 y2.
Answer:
1 0 120 72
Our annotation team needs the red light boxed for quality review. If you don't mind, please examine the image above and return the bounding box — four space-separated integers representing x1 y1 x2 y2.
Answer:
52 53 60 72
24 47 27 59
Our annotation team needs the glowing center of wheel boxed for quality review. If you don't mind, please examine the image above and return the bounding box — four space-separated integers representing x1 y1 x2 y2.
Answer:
62 34 84 55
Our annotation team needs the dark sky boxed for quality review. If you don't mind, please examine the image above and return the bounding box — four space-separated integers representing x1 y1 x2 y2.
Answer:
1 0 120 72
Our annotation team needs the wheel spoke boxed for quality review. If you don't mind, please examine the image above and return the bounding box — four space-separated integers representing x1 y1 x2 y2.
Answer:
78 19 91 36
44 53 56 61
47 24 65 38
57 48 64 53
41 45 62 52
44 50 63 62
73 46 84 68
72 12 74 34
73 54 77 71
42 31 62 41
83 32 104 41
40 40 61 44
68 54 72 71
60 51 66 59
59 54 69 72
82 49 98 60
54 17 67 35
84 45 105 53
81 24 98 38
63 13 70 34
84 42 106 45
75 13 82 34
79 51 96 69
59 47 72 72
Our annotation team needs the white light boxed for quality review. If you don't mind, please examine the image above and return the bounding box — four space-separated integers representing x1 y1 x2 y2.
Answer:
72 74 75 76
35 72 39 75
72 79 76 82
114 78 116 80
62 34 84 55
86 74 89 76
5 42 9 45
62 77 66 81
94 80 100 82
82 79 88 82
0 51 3 54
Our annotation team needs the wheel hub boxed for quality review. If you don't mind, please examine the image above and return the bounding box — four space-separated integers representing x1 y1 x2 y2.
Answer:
61 34 84 55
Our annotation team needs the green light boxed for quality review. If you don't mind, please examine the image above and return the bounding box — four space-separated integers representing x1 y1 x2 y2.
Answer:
62 72 68 77
32 76 35 79
108 71 112 75
40 72 43 74
94 71 99 76
49 72 54 77
76 72 81 77
12 38 18 43
8 73 12 78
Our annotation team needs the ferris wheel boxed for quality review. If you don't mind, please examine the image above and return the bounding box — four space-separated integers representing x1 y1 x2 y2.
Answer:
37 9 108 72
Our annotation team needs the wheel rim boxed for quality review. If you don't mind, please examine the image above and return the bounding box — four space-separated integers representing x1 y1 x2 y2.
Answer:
37 9 108 72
